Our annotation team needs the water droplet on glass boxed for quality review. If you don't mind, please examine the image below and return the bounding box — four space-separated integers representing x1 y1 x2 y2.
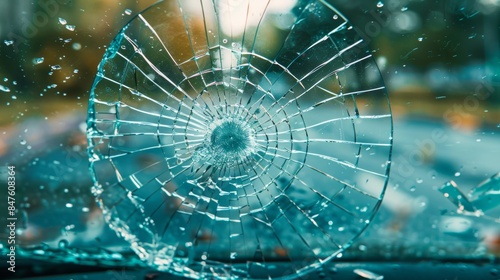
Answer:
65 203 73 208
64 224 75 231
418 37 423 42
58 17 67 25
333 14 338 20
4 40 14 46
415 196 427 208
72 42 82 50
33 57 45 64
58 239 69 249
416 178 423 184
65 25 76 31
20 140 27 145
33 249 45 255
454 172 461 177
401 6 408 11
51 65 62 71
125 9 132 15
376 1 384 8
0 85 10 92
86 1 392 278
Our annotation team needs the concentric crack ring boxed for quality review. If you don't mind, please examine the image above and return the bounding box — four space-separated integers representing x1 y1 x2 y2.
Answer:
87 1 393 279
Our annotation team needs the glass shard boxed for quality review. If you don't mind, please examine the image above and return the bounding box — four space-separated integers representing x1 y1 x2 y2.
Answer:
354 268 384 280
86 0 392 279
439 173 500 221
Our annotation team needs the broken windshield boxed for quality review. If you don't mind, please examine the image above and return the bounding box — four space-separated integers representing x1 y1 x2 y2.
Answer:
0 0 499 279
86 1 392 278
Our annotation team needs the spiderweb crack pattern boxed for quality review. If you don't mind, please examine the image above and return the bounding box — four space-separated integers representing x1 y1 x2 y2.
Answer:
87 0 393 279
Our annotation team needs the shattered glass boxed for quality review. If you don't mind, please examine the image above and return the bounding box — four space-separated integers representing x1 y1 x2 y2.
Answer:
440 173 500 223
86 0 392 278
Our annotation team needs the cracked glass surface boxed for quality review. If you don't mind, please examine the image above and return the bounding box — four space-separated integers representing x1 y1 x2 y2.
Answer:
86 0 392 278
